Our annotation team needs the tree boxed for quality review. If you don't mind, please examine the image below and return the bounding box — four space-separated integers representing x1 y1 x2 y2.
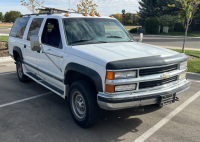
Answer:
170 0 200 52
115 13 123 23
70 0 98 14
158 15 178 31
0 12 3 21
125 13 133 25
21 0 45 14
4 11 21 22
138 0 180 26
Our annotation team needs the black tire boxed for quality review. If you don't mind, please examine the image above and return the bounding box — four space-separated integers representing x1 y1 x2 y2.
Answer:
68 80 101 128
16 57 29 83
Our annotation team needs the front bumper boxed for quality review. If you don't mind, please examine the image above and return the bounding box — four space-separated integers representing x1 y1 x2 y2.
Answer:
98 79 191 110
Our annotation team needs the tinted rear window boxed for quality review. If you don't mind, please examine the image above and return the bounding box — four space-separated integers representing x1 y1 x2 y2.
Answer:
10 17 30 39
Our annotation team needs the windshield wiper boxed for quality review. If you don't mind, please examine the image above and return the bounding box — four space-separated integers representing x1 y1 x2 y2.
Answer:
71 39 94 44
106 35 123 38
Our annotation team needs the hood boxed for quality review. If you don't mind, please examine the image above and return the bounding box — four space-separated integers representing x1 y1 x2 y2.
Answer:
71 42 179 65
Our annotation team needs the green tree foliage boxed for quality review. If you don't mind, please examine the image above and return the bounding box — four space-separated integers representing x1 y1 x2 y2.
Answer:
4 11 21 22
21 0 45 14
158 15 178 31
0 12 3 21
138 0 180 26
125 13 133 24
174 23 185 32
70 0 98 14
169 0 200 52
115 13 123 23
145 17 159 34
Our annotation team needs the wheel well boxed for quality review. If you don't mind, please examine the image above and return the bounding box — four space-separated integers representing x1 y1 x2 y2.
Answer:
13 50 20 61
65 70 96 90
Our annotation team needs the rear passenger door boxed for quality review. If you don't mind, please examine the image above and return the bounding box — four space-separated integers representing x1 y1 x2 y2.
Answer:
23 18 44 74
37 18 65 90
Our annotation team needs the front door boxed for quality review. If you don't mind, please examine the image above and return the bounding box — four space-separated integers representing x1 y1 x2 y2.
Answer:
37 18 65 90
23 18 44 74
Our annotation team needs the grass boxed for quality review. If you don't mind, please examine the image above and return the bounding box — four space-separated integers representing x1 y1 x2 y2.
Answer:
170 49 200 73
0 36 9 42
124 26 141 30
156 32 200 37
0 26 12 28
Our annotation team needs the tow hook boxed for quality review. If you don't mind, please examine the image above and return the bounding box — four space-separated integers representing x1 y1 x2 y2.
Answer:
175 97 180 101
134 107 144 112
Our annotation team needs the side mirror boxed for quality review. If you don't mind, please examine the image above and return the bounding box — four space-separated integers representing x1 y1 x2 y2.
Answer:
30 36 42 51
138 33 143 42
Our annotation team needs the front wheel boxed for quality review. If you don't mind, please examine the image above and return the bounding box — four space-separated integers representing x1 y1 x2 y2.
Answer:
69 80 101 128
16 57 29 83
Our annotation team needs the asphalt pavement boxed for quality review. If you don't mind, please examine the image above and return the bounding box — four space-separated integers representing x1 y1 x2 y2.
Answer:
0 27 11 34
0 60 199 142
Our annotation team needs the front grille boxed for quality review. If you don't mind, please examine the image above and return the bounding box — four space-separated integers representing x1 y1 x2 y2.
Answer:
139 64 178 76
139 76 178 89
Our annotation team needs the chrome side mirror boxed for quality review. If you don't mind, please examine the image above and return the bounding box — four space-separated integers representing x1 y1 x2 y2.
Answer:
139 33 143 42
30 36 42 51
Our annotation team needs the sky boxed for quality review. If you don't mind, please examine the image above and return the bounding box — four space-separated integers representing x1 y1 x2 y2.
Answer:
0 0 140 16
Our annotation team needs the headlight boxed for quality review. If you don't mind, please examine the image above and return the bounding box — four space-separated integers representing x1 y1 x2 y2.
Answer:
115 84 136 92
180 61 187 70
106 71 137 80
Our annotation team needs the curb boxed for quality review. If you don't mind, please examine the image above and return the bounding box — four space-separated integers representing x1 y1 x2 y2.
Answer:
187 72 200 76
0 34 9 36
131 34 200 39
0 56 13 63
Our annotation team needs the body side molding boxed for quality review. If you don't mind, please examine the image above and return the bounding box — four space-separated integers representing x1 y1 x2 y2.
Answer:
64 63 103 92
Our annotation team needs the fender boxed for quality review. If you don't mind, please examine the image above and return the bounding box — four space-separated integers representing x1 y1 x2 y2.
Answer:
64 63 103 92
13 46 23 61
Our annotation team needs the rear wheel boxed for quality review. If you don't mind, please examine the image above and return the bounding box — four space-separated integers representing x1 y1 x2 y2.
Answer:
16 57 29 83
69 80 101 128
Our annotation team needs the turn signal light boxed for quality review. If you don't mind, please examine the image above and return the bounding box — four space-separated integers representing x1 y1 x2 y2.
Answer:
106 84 115 93
106 71 115 80
90 14 94 16
110 15 114 18
83 14 88 16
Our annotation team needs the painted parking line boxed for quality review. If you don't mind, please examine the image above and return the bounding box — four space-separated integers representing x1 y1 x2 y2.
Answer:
0 92 52 108
133 90 200 142
0 72 16 76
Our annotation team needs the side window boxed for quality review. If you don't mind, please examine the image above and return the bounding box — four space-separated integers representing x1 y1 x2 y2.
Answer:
41 19 62 49
10 17 30 39
27 18 43 40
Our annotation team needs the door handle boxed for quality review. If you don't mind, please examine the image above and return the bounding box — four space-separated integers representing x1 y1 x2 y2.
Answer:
24 44 26 48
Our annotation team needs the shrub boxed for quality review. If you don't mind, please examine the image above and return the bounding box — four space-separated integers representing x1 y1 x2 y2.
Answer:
158 15 178 32
126 20 133 25
129 28 137 33
174 23 185 32
145 17 159 34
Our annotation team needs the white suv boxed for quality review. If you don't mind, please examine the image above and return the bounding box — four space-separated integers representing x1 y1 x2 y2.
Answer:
9 9 191 128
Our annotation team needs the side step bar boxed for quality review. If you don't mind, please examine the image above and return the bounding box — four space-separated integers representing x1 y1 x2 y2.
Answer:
25 72 64 96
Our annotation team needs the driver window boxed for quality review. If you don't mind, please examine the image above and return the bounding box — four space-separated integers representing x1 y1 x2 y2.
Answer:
41 19 62 49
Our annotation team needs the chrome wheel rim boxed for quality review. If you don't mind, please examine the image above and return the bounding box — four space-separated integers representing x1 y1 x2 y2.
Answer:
18 62 23 78
72 91 86 120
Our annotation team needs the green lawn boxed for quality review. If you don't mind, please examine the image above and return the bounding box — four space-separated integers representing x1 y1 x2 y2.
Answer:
157 32 200 37
170 49 200 73
0 26 12 28
0 36 9 42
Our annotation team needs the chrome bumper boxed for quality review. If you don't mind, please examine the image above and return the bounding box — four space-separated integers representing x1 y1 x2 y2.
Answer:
98 79 191 110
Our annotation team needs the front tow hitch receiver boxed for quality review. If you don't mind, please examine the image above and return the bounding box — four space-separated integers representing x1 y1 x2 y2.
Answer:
159 93 176 106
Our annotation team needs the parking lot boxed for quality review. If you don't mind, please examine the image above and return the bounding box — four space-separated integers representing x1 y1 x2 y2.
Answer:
0 61 200 142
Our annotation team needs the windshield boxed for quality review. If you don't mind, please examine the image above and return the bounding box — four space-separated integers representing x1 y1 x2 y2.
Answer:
63 18 134 45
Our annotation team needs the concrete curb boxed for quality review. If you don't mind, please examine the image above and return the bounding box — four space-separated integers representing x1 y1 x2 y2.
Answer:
0 56 13 63
187 72 200 76
131 34 200 39
0 34 9 36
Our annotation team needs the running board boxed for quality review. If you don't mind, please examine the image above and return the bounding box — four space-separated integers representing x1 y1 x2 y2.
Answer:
25 72 64 96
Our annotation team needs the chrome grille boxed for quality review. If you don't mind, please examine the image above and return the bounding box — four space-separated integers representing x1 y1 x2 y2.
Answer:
139 76 178 89
139 64 178 76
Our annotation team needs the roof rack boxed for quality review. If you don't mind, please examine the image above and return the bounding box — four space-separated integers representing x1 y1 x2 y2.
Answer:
20 7 69 17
